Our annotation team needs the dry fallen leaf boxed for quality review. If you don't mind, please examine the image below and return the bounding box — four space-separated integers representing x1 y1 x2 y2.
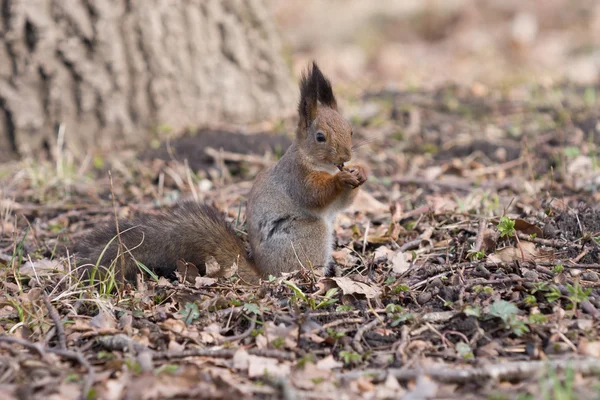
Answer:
391 251 410 274
204 256 221 278
329 276 382 299
263 321 299 349
373 246 394 262
20 258 64 277
578 339 600 357
176 260 200 283
247 355 291 378
513 218 543 237
195 276 217 287
90 309 117 331
488 241 538 263
346 190 388 215
292 362 332 389
316 355 343 371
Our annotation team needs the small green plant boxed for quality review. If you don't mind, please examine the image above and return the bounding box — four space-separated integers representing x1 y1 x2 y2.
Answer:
565 282 591 310
283 281 339 310
178 302 201 326
540 364 577 400
339 351 362 365
524 295 537 306
154 364 179 375
243 302 262 316
296 354 316 368
545 286 562 303
326 328 345 340
552 264 564 274
392 284 410 294
467 243 485 260
385 303 404 314
464 305 481 318
488 300 529 337
563 146 580 158
335 305 354 312
498 216 516 238
473 285 494 295
271 337 285 349
390 313 414 327
455 342 474 361
528 313 548 324
384 276 396 285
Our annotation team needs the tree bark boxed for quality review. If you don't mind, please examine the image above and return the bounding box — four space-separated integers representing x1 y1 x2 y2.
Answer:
0 0 294 160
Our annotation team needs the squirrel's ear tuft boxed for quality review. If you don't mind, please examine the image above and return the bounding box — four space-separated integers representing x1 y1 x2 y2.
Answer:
298 63 318 123
298 62 338 125
311 62 337 110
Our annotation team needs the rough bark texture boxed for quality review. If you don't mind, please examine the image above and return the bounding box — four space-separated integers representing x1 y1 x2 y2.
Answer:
0 0 294 160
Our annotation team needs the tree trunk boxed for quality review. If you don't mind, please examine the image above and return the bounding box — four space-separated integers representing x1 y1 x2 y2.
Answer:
0 0 294 160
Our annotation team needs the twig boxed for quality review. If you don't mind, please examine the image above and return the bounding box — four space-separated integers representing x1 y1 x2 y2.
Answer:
473 219 487 254
42 293 66 350
399 239 421 252
337 357 600 383
353 318 380 353
97 333 148 353
516 233 568 248
219 318 257 343
153 347 295 362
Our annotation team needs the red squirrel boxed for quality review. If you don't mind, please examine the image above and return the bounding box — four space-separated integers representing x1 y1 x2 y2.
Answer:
77 63 368 283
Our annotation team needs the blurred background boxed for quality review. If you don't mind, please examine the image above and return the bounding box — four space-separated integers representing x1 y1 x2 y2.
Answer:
273 0 600 88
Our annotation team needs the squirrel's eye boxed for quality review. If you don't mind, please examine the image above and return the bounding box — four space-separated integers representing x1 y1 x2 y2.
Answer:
316 132 326 142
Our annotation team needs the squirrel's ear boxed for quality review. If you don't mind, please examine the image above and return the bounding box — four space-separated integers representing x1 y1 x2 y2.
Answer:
298 64 319 124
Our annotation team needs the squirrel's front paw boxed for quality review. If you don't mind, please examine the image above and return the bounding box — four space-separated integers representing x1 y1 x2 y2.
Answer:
337 169 361 188
346 165 367 187
337 165 367 189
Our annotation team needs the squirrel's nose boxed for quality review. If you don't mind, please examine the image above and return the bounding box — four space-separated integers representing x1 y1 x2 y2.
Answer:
341 149 352 163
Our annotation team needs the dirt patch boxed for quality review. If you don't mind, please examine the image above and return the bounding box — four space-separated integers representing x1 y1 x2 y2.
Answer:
142 129 292 172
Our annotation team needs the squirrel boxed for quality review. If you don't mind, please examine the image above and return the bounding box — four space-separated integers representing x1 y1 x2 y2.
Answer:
76 62 368 284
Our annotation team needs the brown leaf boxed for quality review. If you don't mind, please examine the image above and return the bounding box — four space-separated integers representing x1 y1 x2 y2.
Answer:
482 228 498 253
488 241 538 263
577 338 600 358
329 277 382 299
90 309 117 331
513 218 543 237
346 190 388 215
20 258 64 277
175 260 200 283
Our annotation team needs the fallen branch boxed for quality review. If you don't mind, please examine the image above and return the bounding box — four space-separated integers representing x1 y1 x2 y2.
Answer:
337 357 600 384
153 347 295 362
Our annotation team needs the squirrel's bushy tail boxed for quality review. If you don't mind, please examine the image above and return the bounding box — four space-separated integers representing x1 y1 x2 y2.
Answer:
75 202 259 283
